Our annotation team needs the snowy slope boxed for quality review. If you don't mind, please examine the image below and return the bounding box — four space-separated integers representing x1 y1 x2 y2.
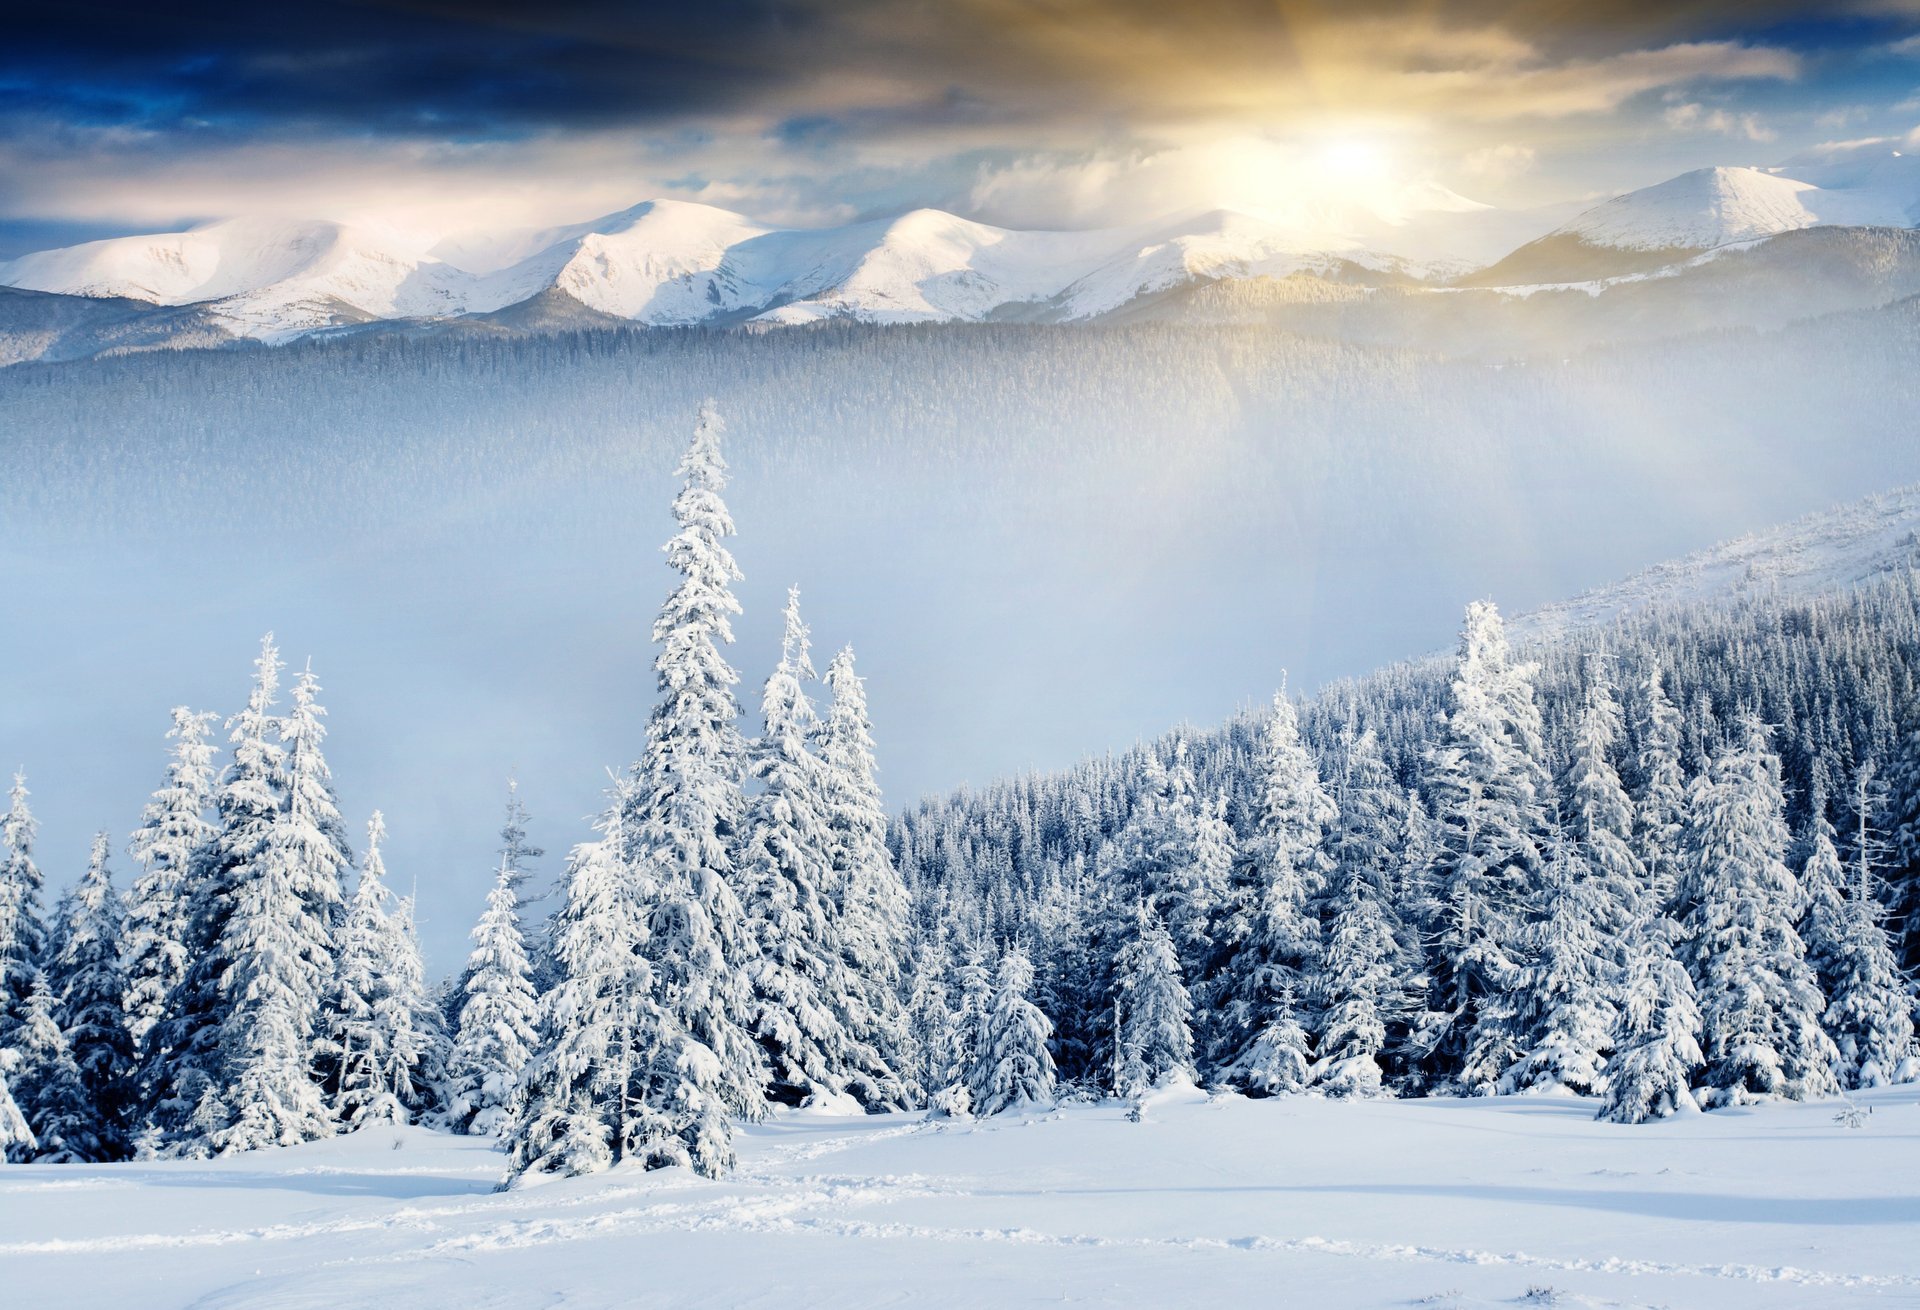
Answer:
3 1089 1917 1308
1513 483 1920 643
1557 164 1918 253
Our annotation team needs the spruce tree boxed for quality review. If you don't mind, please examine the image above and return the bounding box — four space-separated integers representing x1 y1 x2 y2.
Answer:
449 856 540 1136
1679 714 1839 1107
620 401 763 1120
1817 767 1916 1089
969 948 1056 1115
49 833 134 1156
1216 690 1335 1087
0 773 47 1048
1596 919 1703 1124
1505 833 1616 1096
124 708 219 1060
1423 601 1551 1093
1634 662 1688 912
140 637 290 1155
740 589 861 1107
376 891 447 1121
1236 983 1313 1096
10 980 99 1162
1111 904 1195 1097
0 1050 32 1158
817 645 914 1109
1559 656 1644 934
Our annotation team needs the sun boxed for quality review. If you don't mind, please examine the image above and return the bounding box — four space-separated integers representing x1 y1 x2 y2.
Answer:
1316 137 1392 182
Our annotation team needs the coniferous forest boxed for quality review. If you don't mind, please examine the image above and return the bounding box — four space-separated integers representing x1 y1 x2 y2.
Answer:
4 400 1919 1177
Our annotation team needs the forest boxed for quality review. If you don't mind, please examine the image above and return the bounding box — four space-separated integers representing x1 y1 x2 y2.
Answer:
3 400 1918 1177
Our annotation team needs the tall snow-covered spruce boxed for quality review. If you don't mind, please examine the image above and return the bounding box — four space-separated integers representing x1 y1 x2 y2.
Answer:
449 854 540 1137
124 708 219 1062
1112 903 1195 1097
48 833 134 1157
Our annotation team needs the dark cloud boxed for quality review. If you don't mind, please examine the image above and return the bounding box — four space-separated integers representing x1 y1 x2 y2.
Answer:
0 0 1898 141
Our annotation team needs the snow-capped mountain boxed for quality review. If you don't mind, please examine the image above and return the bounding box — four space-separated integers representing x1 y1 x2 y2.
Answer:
0 202 1433 340
1474 147 1920 284
1512 483 1920 644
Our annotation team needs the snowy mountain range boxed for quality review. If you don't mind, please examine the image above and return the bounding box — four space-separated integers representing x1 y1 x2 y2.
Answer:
8 143 1920 353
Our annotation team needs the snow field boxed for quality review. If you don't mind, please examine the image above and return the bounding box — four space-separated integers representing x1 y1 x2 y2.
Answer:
4 1085 1918 1308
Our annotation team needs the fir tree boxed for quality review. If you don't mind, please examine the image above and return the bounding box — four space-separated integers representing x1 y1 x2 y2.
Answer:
449 856 540 1136
123 708 219 1060
740 589 862 1107
1679 714 1839 1107
1634 662 1688 912
1111 904 1195 1097
139 639 291 1155
1596 919 1703 1124
0 1050 32 1158
1817 766 1916 1089
49 833 133 1156
376 891 447 1121
1215 689 1336 1086
1423 601 1551 1093
0 773 47 1047
1559 656 1644 935
1504 833 1616 1096
1236 983 1313 1097
970 948 1056 1115
9 981 97 1162
620 401 763 1120
816 645 914 1109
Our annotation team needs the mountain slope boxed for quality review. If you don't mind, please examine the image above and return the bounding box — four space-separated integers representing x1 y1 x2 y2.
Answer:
1512 482 1920 643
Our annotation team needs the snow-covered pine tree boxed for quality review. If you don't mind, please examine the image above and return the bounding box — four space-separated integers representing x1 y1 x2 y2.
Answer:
816 645 914 1110
1235 982 1313 1096
739 589 863 1108
1111 903 1195 1098
1678 713 1839 1107
945 944 995 1101
1816 765 1916 1089
0 773 47 1048
449 855 540 1136
325 822 387 1128
1633 662 1688 912
206 652 345 1154
1103 747 1201 956
1504 832 1616 1096
1314 724 1415 1099
1422 601 1551 1094
970 947 1056 1115
139 638 290 1155
902 926 955 1102
1595 919 1703 1124
1214 688 1336 1087
1558 655 1644 936
0 1050 32 1158
376 891 447 1121
124 708 219 1061
8 980 98 1162
620 402 763 1120
498 778 544 899
509 797 736 1182
48 833 133 1157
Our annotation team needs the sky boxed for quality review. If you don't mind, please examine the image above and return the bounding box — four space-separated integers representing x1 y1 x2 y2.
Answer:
9 1 1920 253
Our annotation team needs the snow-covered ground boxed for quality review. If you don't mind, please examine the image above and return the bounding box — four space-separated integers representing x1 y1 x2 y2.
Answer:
5 1085 1917 1308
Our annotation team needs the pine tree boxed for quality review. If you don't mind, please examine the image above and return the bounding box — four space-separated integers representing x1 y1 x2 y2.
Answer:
620 402 763 1120
1423 601 1551 1093
9 981 98 1162
206 649 344 1154
449 856 540 1136
1314 724 1415 1099
0 1050 33 1158
1236 983 1313 1097
124 708 219 1061
1634 662 1688 912
903 929 956 1102
944 945 995 1098
969 948 1056 1115
376 891 447 1121
1215 689 1336 1086
1111 904 1195 1098
816 645 914 1110
1559 656 1644 935
0 773 47 1047
498 778 544 899
740 589 861 1108
48 833 133 1156
1818 766 1916 1089
1504 833 1616 1096
1596 919 1703 1124
1679 714 1839 1107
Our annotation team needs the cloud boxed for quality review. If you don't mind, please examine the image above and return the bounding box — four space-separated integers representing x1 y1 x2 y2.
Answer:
1663 102 1778 140
1462 143 1539 181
